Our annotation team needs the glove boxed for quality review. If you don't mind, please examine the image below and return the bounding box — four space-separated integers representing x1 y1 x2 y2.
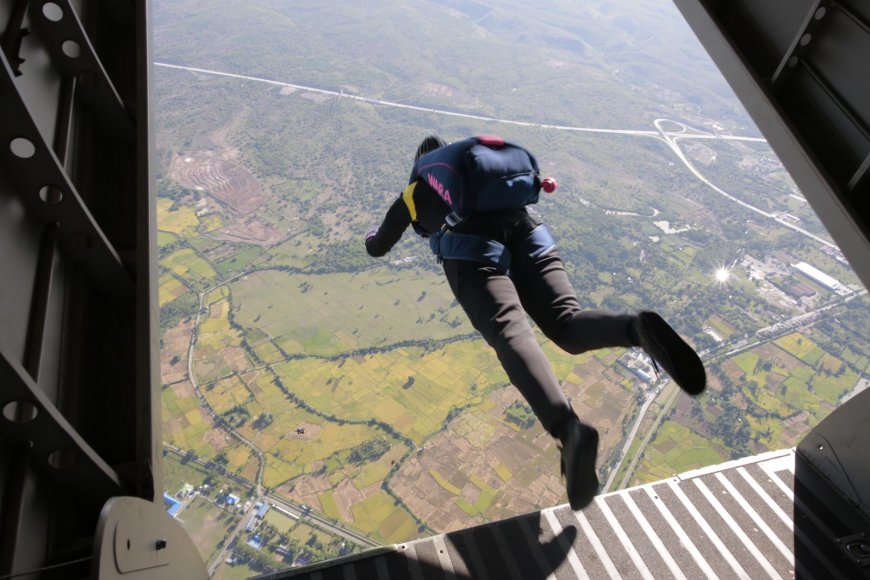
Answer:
365 227 378 242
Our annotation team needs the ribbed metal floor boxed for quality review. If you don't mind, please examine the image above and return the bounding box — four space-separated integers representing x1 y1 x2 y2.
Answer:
254 450 870 579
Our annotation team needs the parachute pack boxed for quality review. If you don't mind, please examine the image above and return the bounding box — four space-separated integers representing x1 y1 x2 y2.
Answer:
411 135 544 226
410 135 559 272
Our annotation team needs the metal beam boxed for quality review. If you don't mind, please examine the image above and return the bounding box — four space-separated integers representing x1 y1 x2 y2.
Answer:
27 0 134 140
0 48 133 295
770 0 827 87
0 349 124 498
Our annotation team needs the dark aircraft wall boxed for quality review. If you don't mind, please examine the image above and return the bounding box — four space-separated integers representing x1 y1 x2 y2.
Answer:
0 0 157 577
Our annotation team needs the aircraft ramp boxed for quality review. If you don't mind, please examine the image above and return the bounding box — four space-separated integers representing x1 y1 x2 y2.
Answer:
254 449 869 580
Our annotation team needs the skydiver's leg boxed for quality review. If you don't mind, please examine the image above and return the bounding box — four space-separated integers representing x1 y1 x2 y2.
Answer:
442 259 575 436
515 250 706 395
513 251 639 353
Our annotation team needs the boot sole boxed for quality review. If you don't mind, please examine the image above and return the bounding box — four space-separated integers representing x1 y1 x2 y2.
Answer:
563 423 599 510
640 312 706 395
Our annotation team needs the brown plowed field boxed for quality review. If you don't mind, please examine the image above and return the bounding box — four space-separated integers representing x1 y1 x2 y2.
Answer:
169 153 268 214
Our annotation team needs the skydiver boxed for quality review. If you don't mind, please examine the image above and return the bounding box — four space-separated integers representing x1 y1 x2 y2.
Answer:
364 135 705 510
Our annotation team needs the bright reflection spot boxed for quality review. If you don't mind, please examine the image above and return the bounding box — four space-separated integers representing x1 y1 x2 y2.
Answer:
715 268 731 284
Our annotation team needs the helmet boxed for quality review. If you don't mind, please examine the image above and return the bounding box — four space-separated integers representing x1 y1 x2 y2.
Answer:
415 135 446 160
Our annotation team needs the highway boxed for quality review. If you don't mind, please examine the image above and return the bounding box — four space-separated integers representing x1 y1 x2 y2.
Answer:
162 445 378 576
155 62 764 143
157 61 830 252
605 289 866 491
653 118 836 248
159 58 855 555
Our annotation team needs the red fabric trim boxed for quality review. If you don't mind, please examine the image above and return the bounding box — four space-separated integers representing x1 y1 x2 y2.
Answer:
477 135 505 147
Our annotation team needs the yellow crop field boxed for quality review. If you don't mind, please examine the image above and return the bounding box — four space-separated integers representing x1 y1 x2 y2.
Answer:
181 418 213 457
158 231 178 246
185 408 203 426
227 446 251 471
263 510 296 534
205 375 252 414
290 523 333 547
157 198 199 237
263 461 303 486
636 422 727 483
159 274 189 306
318 491 341 520
198 308 243 350
781 376 811 410
452 411 496 449
225 369 388 488
775 333 824 366
745 414 782 446
495 464 513 482
350 492 394 531
199 214 224 233
378 509 417 544
163 387 179 410
429 469 461 495
352 457 392 489
811 368 858 405
252 341 284 364
470 474 498 513
205 286 229 306
470 474 497 496
193 293 248 382
751 389 792 416
455 498 478 517
818 353 845 374
231 268 471 356
350 492 416 543
237 399 265 424
273 340 504 444
732 351 759 376
163 248 218 285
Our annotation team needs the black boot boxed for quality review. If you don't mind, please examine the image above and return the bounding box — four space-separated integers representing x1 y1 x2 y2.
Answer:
557 418 599 510
633 311 706 395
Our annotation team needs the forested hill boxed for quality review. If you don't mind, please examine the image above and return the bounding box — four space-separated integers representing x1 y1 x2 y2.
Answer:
153 0 753 132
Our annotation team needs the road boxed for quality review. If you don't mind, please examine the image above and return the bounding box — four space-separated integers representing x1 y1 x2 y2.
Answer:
163 444 378 576
155 62 765 143
159 59 857 556
653 118 836 248
606 290 865 490
157 62 831 252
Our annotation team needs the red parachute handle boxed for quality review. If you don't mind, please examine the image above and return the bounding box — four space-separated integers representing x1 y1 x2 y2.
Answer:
541 178 558 193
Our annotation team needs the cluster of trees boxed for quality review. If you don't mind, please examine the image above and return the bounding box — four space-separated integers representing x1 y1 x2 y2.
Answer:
347 438 391 465
156 178 201 211
159 290 198 332
252 413 274 429
504 400 536 430
221 405 252 429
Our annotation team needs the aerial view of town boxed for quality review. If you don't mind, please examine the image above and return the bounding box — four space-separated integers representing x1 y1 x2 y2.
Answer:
152 0 870 577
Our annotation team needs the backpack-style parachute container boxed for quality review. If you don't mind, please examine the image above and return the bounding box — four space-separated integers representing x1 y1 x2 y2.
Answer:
412 135 542 225
413 136 558 273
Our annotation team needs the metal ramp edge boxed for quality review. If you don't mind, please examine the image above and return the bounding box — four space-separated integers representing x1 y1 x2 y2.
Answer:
252 449 870 579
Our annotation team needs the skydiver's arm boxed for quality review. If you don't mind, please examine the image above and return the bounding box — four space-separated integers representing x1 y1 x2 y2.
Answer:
365 195 411 257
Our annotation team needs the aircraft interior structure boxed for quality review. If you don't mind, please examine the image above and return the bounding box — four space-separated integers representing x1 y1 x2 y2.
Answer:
0 0 867 578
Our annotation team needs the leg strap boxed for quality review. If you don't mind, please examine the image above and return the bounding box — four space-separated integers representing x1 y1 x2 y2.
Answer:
430 231 512 271
430 224 556 274
512 224 556 273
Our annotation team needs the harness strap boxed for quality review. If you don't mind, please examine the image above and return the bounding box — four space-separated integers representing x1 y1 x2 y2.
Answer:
430 231 512 271
429 224 557 274
511 224 557 273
